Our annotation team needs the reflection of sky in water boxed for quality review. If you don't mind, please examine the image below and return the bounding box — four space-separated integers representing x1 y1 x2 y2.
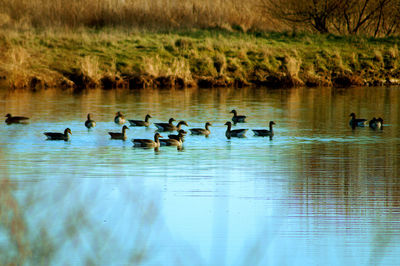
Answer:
1 86 400 265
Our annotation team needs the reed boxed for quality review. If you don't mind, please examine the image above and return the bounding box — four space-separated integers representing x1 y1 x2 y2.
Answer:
0 0 280 31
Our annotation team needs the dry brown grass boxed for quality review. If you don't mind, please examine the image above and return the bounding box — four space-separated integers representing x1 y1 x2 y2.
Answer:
0 0 280 31
142 56 192 80
80 56 102 82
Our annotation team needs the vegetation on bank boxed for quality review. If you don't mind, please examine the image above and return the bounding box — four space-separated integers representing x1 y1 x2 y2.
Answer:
0 0 400 90
2 0 399 36
1 28 400 90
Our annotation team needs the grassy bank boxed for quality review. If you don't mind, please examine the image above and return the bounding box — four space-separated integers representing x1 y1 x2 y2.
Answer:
1 28 400 90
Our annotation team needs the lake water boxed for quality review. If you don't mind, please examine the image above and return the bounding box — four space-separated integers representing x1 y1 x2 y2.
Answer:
1 86 400 265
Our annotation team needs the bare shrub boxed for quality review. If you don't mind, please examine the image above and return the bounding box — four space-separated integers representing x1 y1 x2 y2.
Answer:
261 0 400 36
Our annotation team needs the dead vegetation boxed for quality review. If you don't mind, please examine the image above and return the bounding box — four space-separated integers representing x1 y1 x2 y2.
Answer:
0 0 279 32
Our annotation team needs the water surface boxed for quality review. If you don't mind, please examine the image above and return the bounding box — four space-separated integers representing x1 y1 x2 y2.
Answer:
1 86 400 265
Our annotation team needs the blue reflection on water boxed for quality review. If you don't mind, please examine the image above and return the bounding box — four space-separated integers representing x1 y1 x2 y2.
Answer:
1 86 400 265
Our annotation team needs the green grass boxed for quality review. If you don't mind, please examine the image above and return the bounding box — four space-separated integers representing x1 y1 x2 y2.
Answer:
1 28 400 89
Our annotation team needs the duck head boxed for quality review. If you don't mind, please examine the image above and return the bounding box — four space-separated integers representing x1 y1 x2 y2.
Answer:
64 128 72 135
154 133 163 141
178 129 187 135
178 121 188 127
224 121 232 127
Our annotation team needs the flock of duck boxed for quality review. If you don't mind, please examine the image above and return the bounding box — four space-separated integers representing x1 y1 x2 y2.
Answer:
349 112 384 130
4 110 276 148
4 111 383 148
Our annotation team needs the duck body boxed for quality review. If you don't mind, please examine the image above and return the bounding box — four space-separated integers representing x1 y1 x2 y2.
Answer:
129 114 152 127
5 114 29 124
44 128 72 141
156 120 188 132
85 113 96 129
230 110 246 123
168 129 187 142
189 122 212 135
154 118 175 131
114 111 126 125
369 117 383 129
253 121 275 136
132 133 162 148
349 113 367 127
109 125 129 140
160 135 183 146
224 121 248 139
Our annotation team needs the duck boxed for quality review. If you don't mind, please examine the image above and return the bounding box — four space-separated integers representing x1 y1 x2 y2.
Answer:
128 114 152 127
168 129 187 142
230 109 246 123
252 121 276 136
44 128 72 141
369 117 383 129
85 113 96 129
108 125 129 140
114 111 126 125
189 122 212 135
224 121 248 139
349 113 367 127
5 113 29 124
160 133 183 147
132 132 162 148
155 120 188 132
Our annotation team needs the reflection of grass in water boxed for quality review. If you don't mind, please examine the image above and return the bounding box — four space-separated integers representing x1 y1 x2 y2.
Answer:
0 172 161 264
0 178 31 264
